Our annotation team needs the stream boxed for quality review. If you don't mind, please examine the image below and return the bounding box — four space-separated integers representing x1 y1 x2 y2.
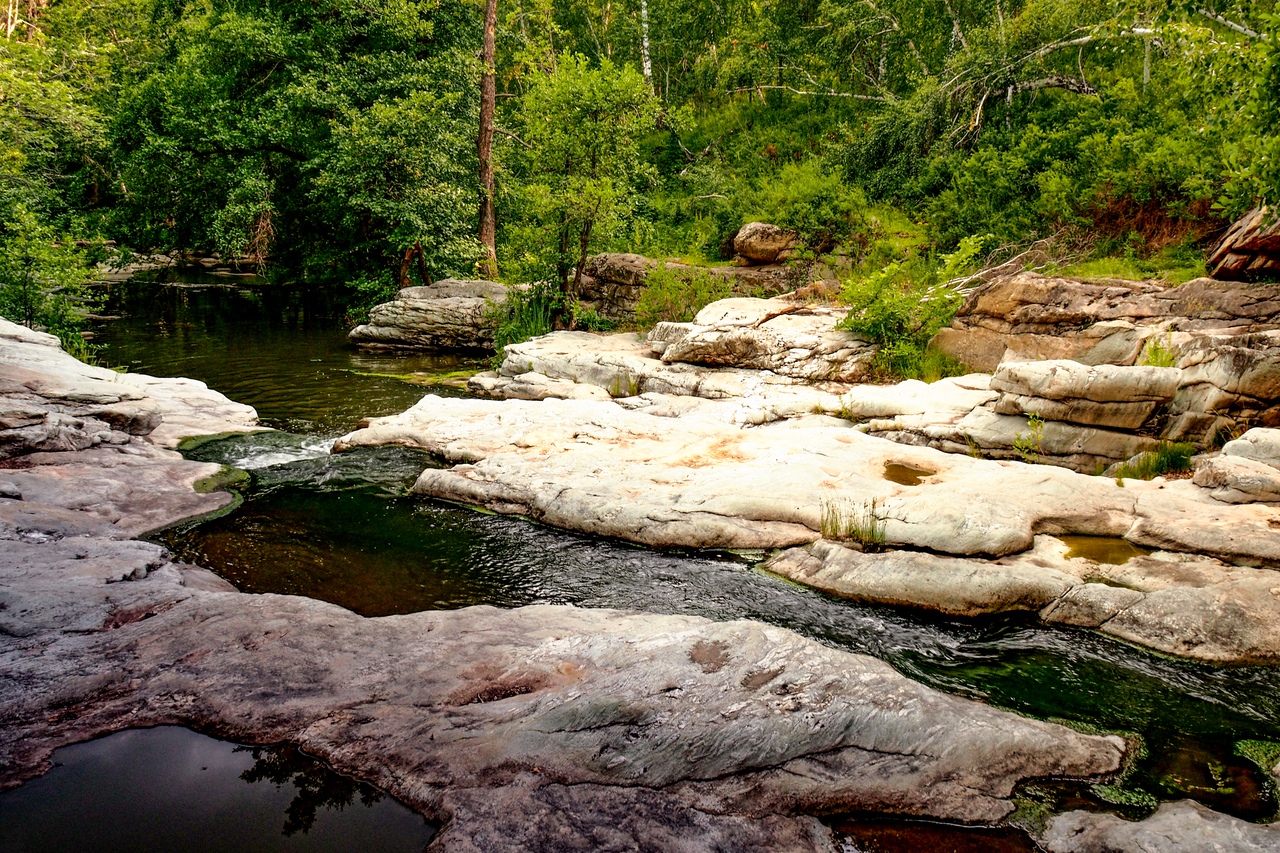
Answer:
16 275 1280 849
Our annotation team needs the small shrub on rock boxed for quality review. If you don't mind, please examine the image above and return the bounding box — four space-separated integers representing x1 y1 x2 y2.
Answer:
633 265 732 329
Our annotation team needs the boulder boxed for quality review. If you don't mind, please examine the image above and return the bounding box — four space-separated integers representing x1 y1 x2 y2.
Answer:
1166 331 1280 442
990 360 1179 430
1223 427 1280 468
659 297 876 382
1208 206 1280 281
348 280 513 350
1192 455 1280 503
1040 800 1280 853
733 222 799 264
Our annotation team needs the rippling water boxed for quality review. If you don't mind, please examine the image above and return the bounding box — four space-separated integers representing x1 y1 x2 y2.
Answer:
81 277 1280 839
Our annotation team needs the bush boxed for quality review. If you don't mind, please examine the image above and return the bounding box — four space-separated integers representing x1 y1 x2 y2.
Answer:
0 207 98 360
632 264 733 329
837 234 987 381
342 271 399 326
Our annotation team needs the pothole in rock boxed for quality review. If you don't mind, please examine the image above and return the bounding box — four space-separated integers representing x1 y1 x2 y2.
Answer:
1059 536 1152 565
883 462 936 486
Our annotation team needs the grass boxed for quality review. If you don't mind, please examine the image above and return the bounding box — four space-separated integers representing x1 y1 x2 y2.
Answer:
489 284 559 368
1139 335 1179 368
1055 249 1206 286
820 497 887 551
1236 740 1280 775
1112 442 1197 480
632 264 733 329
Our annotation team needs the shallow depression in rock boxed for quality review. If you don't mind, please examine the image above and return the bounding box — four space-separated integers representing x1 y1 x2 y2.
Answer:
0 726 436 852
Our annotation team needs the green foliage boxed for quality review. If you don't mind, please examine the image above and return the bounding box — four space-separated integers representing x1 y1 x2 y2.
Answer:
632 264 733 329
1013 414 1046 464
343 272 400 327
735 159 867 250
0 206 97 359
837 234 986 380
1236 739 1280 775
1113 442 1198 480
518 54 660 295
1090 783 1159 811
820 497 887 551
490 282 562 366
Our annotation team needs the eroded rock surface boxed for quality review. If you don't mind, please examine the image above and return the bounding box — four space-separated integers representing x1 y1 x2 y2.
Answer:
0 497 1127 851
1209 206 1280 281
1040 800 1280 853
990 360 1180 429
348 280 514 350
733 222 799 264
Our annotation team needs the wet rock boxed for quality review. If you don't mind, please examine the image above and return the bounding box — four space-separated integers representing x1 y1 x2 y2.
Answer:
348 280 514 351
659 297 876 382
733 222 799 264
0 498 1126 852
1039 800 1280 853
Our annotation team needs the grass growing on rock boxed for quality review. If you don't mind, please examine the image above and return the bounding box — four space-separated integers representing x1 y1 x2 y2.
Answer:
1235 740 1280 775
1112 442 1197 480
820 498 887 551
632 265 733 329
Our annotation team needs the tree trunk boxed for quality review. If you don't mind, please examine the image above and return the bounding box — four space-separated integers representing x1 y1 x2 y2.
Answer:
476 0 498 279
639 0 652 88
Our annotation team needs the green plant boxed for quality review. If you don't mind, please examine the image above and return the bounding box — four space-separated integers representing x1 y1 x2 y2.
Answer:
632 265 733 329
490 283 562 368
1236 740 1280 775
838 234 988 381
1013 414 1046 464
1140 335 1178 368
820 497 887 551
1113 442 1197 480
343 272 399 327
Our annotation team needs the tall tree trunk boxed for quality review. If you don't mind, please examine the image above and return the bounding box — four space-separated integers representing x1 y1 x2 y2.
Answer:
477 0 498 279
639 0 652 88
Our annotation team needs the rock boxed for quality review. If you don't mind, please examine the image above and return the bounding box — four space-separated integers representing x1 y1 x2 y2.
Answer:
765 538 1078 618
1223 427 1280 469
934 271 1280 373
772 535 1280 664
659 298 875 382
1040 800 1280 853
348 280 514 350
1208 206 1280 281
0 317 261 455
1166 331 1280 442
1193 455 1280 503
0 498 1127 852
733 222 799 264
646 321 695 355
335 394 1152 557
990 360 1180 430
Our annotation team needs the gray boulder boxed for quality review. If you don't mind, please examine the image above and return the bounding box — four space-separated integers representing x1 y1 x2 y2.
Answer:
1040 800 1280 853
348 279 514 350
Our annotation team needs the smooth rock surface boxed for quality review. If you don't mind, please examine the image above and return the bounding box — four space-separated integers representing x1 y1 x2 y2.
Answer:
348 280 513 350
1224 427 1280 468
1040 800 1280 853
1193 455 1280 503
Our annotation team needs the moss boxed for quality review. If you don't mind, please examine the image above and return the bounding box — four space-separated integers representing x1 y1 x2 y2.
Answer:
193 465 250 495
176 431 260 454
1090 783 1159 810
1236 740 1280 775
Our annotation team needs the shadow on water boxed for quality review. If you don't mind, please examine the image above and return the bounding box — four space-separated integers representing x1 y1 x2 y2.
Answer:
0 727 435 853
92 278 1280 836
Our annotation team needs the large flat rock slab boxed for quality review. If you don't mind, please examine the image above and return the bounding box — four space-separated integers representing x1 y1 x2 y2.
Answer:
0 498 1126 851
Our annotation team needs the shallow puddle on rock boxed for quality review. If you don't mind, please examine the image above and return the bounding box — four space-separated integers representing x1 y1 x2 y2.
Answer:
0 726 435 852
829 817 1038 852
1059 535 1151 565
883 462 935 486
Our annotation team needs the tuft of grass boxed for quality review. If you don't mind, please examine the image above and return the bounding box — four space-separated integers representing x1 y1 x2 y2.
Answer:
489 283 560 368
820 497 887 551
1113 441 1196 480
1140 335 1178 368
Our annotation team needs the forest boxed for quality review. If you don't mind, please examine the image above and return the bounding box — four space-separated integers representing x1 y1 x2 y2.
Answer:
2 0 1277 351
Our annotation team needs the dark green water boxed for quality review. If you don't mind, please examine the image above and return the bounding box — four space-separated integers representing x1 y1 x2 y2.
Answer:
30 278 1280 846
0 727 434 853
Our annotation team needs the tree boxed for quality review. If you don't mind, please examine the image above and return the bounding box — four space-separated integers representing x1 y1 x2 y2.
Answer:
519 54 658 302
478 0 499 278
